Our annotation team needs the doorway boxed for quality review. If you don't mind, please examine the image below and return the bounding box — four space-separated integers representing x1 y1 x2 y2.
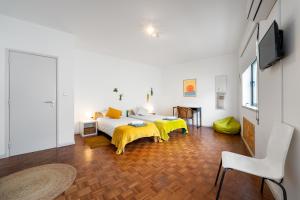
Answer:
8 50 57 156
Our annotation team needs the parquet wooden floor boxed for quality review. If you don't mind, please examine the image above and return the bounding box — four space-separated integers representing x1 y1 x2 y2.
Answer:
0 127 274 200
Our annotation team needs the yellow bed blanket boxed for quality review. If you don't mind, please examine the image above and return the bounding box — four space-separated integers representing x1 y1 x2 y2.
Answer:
154 119 188 141
111 123 161 154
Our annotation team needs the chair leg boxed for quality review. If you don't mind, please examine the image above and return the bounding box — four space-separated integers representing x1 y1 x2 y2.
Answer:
281 185 287 200
260 177 265 194
215 159 222 186
282 186 287 200
216 168 228 200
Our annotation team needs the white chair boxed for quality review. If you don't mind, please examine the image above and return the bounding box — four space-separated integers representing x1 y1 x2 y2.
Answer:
214 123 294 200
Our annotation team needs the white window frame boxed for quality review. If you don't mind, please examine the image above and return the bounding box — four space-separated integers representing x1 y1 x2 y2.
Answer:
242 59 258 110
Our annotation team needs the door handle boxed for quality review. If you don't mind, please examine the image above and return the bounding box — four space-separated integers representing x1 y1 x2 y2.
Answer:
44 100 55 108
43 101 55 104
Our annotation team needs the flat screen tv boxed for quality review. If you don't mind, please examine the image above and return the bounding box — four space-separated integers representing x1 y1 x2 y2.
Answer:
258 21 284 70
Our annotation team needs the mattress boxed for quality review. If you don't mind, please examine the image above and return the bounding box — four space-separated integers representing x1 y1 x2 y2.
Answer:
97 117 143 137
128 114 167 122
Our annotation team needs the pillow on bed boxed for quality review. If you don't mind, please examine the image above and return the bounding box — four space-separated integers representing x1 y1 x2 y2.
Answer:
136 107 149 116
101 110 108 116
106 107 122 119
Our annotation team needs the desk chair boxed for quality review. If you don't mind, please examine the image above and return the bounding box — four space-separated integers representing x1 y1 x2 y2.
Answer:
177 106 194 125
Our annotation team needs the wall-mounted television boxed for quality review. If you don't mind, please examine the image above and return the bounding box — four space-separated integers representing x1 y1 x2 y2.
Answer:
258 21 284 70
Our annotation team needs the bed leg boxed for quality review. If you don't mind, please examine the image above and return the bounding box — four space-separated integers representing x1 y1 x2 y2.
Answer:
154 137 158 142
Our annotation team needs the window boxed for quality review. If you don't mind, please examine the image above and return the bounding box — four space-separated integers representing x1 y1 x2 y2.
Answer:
242 59 258 109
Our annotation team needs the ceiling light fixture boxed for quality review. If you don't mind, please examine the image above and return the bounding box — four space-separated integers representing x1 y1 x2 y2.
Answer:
146 25 155 35
145 24 159 38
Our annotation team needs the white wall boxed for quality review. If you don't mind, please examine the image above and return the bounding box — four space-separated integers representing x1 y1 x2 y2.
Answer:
73 51 240 130
161 54 239 126
0 15 76 157
73 49 163 133
239 0 300 199
280 0 300 198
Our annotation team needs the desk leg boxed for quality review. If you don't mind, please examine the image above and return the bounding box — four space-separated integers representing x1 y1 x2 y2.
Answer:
196 111 199 128
199 109 202 127
197 110 201 128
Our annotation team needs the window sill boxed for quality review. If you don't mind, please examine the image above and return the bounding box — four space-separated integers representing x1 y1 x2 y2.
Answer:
242 105 258 112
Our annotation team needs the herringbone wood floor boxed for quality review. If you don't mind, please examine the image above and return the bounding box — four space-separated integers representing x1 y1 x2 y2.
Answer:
0 127 274 200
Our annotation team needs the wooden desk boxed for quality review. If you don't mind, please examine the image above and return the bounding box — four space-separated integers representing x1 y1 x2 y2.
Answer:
173 106 202 128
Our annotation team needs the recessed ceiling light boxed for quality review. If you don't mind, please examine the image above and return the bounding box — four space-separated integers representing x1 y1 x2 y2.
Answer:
146 25 155 35
145 24 159 38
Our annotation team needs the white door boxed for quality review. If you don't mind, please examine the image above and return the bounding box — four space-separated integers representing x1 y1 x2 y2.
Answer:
9 51 57 156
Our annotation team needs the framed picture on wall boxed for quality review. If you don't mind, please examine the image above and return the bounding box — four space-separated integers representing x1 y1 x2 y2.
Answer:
183 79 196 97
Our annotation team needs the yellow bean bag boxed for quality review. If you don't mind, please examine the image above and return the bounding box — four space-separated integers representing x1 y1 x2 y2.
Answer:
213 116 241 134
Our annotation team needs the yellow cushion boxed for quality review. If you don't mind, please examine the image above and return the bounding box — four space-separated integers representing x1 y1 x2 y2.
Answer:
106 107 122 119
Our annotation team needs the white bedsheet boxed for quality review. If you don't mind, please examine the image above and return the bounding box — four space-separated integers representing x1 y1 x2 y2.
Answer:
129 114 168 122
97 117 144 137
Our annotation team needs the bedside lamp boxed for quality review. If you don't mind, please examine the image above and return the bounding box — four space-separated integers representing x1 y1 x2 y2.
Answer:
85 112 93 120
145 103 154 114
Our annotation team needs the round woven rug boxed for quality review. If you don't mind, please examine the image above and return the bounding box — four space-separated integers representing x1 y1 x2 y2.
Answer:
0 163 76 200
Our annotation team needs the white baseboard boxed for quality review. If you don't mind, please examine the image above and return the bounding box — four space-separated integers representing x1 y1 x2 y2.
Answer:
0 153 8 159
57 142 75 148
0 143 75 159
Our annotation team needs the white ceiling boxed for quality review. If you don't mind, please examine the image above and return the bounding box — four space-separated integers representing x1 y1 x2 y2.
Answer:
0 0 247 66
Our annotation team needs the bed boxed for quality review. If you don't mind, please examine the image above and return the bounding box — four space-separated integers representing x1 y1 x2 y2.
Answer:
96 114 161 154
128 113 188 141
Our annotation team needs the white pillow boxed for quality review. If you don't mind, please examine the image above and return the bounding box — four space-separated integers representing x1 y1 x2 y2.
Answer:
130 120 144 125
136 107 149 116
101 110 108 116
